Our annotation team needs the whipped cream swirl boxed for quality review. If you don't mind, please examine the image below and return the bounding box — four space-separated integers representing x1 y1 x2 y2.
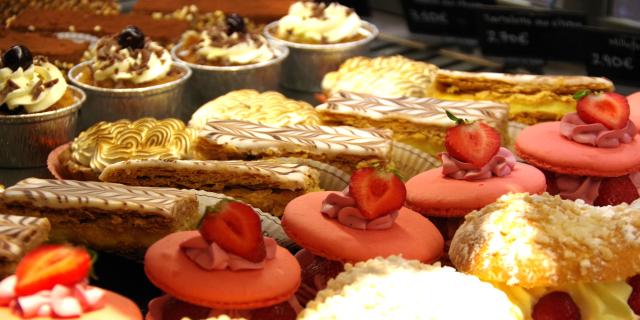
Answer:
181 236 277 271
0 275 105 318
552 172 640 205
440 147 516 181
0 58 67 113
321 188 399 230
91 37 173 84
560 113 637 148
277 1 363 43
179 30 276 65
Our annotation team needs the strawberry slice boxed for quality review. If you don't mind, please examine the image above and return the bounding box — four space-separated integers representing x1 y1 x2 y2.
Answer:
349 168 406 220
199 201 266 263
627 274 640 315
594 175 639 206
15 245 91 297
444 112 500 168
532 291 581 320
576 91 630 130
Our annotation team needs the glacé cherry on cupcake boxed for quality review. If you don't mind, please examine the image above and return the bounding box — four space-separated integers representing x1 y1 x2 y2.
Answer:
0 244 141 319
282 167 443 305
0 45 73 115
175 13 276 66
78 26 184 89
516 91 640 206
145 200 302 320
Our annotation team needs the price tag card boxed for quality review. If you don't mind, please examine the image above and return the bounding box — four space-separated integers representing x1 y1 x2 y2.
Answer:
476 6 586 60
586 28 640 84
402 0 495 37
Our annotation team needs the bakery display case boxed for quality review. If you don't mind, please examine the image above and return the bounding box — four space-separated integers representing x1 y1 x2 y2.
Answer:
0 0 639 319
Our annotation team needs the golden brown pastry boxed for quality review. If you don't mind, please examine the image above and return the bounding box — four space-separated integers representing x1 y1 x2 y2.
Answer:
450 192 640 319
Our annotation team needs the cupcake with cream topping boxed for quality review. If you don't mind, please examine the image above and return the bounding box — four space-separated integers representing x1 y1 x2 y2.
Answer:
172 13 288 105
76 26 184 89
274 1 366 44
0 45 85 167
264 1 378 92
68 26 191 129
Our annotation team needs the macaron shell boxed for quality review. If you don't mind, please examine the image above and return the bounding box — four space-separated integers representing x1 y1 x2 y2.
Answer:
405 163 546 217
629 92 640 128
144 231 301 310
282 192 444 264
0 290 142 320
516 121 640 176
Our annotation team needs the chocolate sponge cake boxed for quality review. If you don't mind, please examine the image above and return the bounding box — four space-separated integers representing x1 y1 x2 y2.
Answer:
0 30 88 71
133 0 295 23
9 9 189 44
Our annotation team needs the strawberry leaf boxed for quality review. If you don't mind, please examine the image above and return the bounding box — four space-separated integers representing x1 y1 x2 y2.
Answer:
573 89 591 101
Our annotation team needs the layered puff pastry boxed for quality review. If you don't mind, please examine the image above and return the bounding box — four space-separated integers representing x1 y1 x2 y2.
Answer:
450 192 640 319
430 70 614 124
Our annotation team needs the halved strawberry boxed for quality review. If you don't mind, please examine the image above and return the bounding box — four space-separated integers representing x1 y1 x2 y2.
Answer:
594 175 639 206
576 91 630 130
15 245 91 297
199 201 266 263
444 112 500 168
627 274 640 315
349 168 406 220
532 291 581 320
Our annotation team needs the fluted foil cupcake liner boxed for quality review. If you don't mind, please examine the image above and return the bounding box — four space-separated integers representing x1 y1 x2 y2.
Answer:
68 61 192 131
171 44 289 116
192 189 293 249
391 142 441 180
264 21 378 93
0 86 85 168
275 157 349 191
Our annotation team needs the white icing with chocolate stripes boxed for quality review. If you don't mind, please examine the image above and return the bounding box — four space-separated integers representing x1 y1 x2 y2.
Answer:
317 91 508 127
3 178 195 216
199 120 392 158
0 215 48 261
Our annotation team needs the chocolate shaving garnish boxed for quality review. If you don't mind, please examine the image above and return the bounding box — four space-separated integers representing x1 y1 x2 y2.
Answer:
0 80 19 103
30 79 43 101
43 78 59 89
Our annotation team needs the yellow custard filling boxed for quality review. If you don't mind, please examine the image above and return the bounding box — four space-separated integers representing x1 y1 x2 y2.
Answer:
432 92 575 120
494 281 635 320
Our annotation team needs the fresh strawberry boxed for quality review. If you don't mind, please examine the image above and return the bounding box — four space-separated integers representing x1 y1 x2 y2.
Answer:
349 167 406 219
444 111 501 168
576 91 630 130
594 175 639 206
15 245 91 296
199 201 266 263
627 274 640 315
532 291 581 320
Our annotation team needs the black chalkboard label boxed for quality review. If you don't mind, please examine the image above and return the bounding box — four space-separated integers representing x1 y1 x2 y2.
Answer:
585 28 640 84
402 0 495 37
477 6 586 61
